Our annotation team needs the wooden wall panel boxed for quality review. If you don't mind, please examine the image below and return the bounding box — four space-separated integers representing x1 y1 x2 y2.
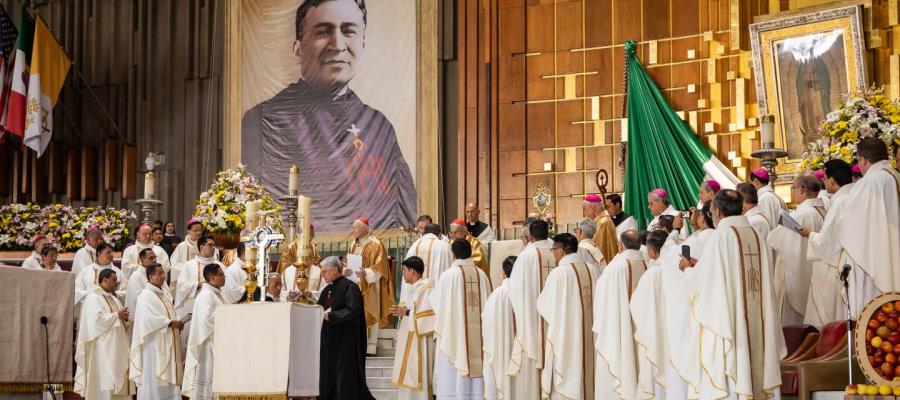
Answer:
66 148 81 201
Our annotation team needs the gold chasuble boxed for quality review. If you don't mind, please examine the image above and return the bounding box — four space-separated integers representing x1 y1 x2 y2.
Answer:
350 235 395 327
466 234 490 277
277 238 321 275
593 211 619 263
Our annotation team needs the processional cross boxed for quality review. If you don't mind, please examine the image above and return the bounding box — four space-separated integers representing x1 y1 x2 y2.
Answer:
242 224 284 302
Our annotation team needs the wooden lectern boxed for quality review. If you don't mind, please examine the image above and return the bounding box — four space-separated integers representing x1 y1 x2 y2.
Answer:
212 302 323 399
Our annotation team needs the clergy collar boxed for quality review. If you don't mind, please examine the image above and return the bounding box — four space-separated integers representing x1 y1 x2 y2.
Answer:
185 236 198 246
530 239 554 249
194 255 216 265
715 215 749 230
201 283 222 294
558 253 584 266
135 240 154 249
93 286 115 296
451 258 476 268
617 249 645 261
799 197 825 208
146 283 167 294
295 79 355 102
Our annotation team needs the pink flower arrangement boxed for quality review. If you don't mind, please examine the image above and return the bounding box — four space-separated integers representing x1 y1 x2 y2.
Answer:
0 203 135 251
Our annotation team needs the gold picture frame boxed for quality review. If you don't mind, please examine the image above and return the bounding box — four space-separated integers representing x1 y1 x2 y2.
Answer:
750 3 868 175
221 0 441 222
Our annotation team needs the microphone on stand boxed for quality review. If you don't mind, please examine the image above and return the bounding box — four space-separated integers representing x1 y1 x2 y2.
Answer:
840 264 854 386
40 316 57 400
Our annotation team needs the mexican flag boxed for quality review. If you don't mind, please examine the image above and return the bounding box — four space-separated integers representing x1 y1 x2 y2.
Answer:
622 39 740 229
23 16 71 156
3 8 33 139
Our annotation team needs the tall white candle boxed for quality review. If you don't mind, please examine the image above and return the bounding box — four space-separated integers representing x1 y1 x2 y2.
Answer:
144 172 155 199
245 200 260 229
288 165 300 195
761 114 775 147
297 195 312 257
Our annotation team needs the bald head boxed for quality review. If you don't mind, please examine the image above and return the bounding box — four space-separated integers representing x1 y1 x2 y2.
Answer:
620 230 641 250
351 220 369 239
791 174 820 203
449 222 467 240
136 224 152 244
464 203 481 223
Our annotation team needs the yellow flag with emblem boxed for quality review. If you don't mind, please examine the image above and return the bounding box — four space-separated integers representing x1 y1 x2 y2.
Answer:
24 16 72 157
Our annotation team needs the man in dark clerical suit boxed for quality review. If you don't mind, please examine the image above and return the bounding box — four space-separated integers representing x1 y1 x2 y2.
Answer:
242 0 416 232
317 256 374 399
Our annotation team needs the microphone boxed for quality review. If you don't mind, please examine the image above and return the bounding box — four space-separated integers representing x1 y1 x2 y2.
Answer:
841 264 852 281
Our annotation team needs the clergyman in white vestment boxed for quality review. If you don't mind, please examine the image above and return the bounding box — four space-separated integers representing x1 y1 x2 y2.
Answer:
836 138 900 317
390 257 436 400
593 231 647 400
170 218 203 289
125 247 172 320
767 174 827 327
538 233 599 400
506 219 556 398
75 243 127 308
74 269 132 400
630 230 672 400
430 239 492 400
121 224 170 281
575 218 607 275
130 263 184 400
72 228 102 277
403 223 452 297
750 168 786 230
182 264 227 399
483 256 517 400
175 235 224 353
682 190 785 400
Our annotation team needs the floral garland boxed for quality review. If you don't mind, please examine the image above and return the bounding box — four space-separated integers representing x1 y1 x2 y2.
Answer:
0 204 135 251
193 164 282 236
800 87 900 171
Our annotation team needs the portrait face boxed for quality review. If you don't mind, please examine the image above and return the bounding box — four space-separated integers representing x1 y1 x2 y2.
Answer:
42 251 58 269
416 220 427 235
165 222 176 234
351 221 367 239
450 227 467 240
187 223 203 241
647 194 666 216
464 204 479 222
294 0 366 90
604 199 619 214
151 229 164 244
137 225 151 243
148 267 167 288
100 273 118 293
87 233 103 248
98 247 114 265
208 267 226 289
699 183 714 203
582 203 596 218
140 251 158 267
321 264 341 284
199 239 217 257
402 265 418 284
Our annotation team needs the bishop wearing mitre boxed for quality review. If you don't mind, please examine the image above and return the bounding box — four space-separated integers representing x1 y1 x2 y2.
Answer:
430 239 492 399
682 190 785 399
390 256 436 400
121 224 170 281
130 263 185 399
593 230 647 400
767 174 826 327
582 194 619 263
506 219 556 398
75 269 132 400
182 264 227 400
537 233 599 400
448 219 490 276
348 217 395 355
482 256 517 400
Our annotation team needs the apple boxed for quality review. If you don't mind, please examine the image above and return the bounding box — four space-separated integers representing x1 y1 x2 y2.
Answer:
870 319 883 330
887 318 899 331
877 311 888 323
882 341 894 354
886 353 897 364
884 302 896 313
889 331 900 345
878 325 892 339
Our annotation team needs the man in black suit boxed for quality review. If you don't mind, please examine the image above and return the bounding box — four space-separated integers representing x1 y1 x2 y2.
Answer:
317 256 374 399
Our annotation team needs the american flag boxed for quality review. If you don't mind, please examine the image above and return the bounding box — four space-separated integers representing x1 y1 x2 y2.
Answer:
0 5 17 142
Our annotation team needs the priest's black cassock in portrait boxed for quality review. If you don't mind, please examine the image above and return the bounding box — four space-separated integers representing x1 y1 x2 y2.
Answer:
241 0 416 232
317 271 373 399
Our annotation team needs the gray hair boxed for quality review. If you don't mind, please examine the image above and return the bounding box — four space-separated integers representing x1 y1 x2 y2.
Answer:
649 192 670 206
320 256 343 272
577 218 597 238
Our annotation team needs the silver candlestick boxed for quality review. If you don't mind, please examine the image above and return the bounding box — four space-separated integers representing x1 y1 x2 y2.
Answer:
134 198 163 225
751 115 788 186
